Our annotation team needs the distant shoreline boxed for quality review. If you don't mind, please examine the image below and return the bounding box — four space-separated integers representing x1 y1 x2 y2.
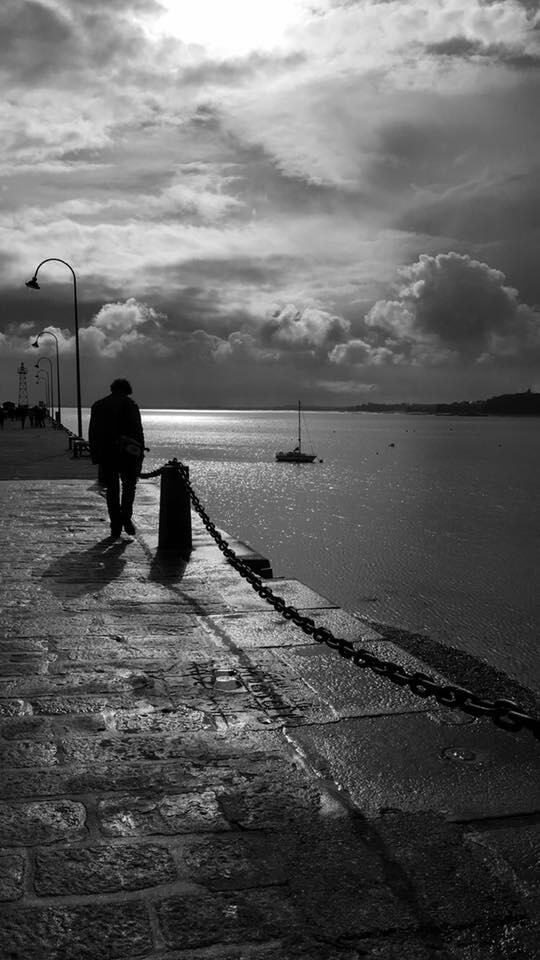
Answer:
154 390 540 415
292 390 540 416
36 390 540 417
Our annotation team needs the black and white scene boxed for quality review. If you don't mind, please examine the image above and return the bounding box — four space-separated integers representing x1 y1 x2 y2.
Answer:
1 1 540 957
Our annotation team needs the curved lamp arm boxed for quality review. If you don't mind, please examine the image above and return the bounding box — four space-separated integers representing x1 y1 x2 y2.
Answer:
26 258 81 436
32 330 62 425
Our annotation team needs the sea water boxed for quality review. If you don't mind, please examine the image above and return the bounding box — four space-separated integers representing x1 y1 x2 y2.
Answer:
66 408 540 693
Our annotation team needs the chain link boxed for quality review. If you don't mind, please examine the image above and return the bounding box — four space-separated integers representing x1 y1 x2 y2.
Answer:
144 459 540 740
139 466 165 479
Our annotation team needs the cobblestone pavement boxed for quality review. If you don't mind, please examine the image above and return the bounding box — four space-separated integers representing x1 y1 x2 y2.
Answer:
1 464 540 958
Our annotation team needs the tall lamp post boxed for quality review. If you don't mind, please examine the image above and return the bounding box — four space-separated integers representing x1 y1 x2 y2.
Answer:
26 258 82 438
32 330 62 426
35 368 51 410
34 358 54 418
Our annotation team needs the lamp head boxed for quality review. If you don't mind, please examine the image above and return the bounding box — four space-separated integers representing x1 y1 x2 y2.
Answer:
25 277 40 290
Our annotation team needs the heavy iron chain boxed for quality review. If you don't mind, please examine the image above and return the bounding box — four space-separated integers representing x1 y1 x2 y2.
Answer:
139 466 165 479
142 460 540 740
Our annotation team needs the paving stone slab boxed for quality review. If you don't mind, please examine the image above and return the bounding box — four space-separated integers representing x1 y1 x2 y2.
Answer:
0 668 162 699
465 821 540 908
213 578 339 616
166 673 265 717
2 612 207 639
289 713 540 820
0 698 33 718
0 655 51 677
156 890 297 950
28 692 168 716
209 607 383 650
0 900 153 960
57 587 230 612
0 799 87 845
0 740 58 767
0 713 108 740
0 638 49 652
0 853 25 901
34 841 178 895
216 767 321 830
50 632 215 663
1 759 231 801
59 733 252 765
111 703 216 734
98 791 230 836
180 833 288 890
231 641 456 724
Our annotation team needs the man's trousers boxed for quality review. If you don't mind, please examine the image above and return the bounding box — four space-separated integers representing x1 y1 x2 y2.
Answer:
99 455 140 528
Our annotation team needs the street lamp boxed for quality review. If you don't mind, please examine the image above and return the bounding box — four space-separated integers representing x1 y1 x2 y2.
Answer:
32 330 61 426
26 258 82 438
34 358 54 419
35 368 51 410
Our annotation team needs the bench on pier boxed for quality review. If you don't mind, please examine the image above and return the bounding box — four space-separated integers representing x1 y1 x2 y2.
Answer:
70 437 91 458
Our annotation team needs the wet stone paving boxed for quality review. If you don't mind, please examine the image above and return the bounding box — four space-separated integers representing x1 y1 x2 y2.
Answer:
1 477 540 959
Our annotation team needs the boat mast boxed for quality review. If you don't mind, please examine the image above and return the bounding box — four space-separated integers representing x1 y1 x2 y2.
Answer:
298 401 301 451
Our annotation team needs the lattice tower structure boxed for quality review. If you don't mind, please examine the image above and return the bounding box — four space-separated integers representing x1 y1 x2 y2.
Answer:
17 362 29 407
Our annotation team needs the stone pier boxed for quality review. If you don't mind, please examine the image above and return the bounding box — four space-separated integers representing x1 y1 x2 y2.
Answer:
1 418 540 959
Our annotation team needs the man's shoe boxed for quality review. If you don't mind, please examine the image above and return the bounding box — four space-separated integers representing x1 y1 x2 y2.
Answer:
110 524 122 538
123 518 136 535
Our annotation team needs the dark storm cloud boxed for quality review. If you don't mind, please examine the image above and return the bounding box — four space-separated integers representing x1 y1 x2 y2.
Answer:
223 143 378 221
164 255 294 288
0 2 74 82
426 36 540 68
0 0 162 85
360 252 540 365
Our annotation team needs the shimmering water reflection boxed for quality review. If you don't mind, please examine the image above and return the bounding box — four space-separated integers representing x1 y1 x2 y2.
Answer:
69 409 540 692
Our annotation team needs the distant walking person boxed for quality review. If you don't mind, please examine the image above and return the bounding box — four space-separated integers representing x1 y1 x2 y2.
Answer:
89 378 145 538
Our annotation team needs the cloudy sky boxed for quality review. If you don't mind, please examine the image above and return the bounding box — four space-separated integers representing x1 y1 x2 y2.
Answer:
1 0 539 408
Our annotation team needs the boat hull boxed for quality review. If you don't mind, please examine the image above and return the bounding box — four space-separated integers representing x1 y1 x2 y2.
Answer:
276 452 317 463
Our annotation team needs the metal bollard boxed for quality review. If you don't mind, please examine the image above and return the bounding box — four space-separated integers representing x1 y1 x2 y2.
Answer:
158 460 192 555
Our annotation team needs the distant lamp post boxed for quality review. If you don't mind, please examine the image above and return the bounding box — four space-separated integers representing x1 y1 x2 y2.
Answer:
35 368 51 410
34 358 54 418
32 330 62 425
26 258 82 437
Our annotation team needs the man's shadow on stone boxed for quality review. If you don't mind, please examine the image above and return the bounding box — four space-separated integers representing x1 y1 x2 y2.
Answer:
42 537 131 597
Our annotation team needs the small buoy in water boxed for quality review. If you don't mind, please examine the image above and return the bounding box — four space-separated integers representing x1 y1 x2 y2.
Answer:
389 442 395 447
319 459 324 463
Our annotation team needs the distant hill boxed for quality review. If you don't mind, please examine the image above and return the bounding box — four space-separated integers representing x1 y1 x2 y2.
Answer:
342 391 540 416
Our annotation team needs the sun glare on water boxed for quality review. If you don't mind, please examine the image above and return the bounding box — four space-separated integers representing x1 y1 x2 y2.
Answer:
150 0 309 56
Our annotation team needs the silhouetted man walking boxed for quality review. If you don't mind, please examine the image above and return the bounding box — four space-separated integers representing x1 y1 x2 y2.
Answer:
89 378 145 538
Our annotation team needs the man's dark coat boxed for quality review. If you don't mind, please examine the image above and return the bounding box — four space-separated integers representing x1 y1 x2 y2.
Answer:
88 393 145 465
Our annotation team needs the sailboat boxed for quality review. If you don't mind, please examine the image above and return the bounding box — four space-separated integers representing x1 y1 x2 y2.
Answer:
276 401 317 463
